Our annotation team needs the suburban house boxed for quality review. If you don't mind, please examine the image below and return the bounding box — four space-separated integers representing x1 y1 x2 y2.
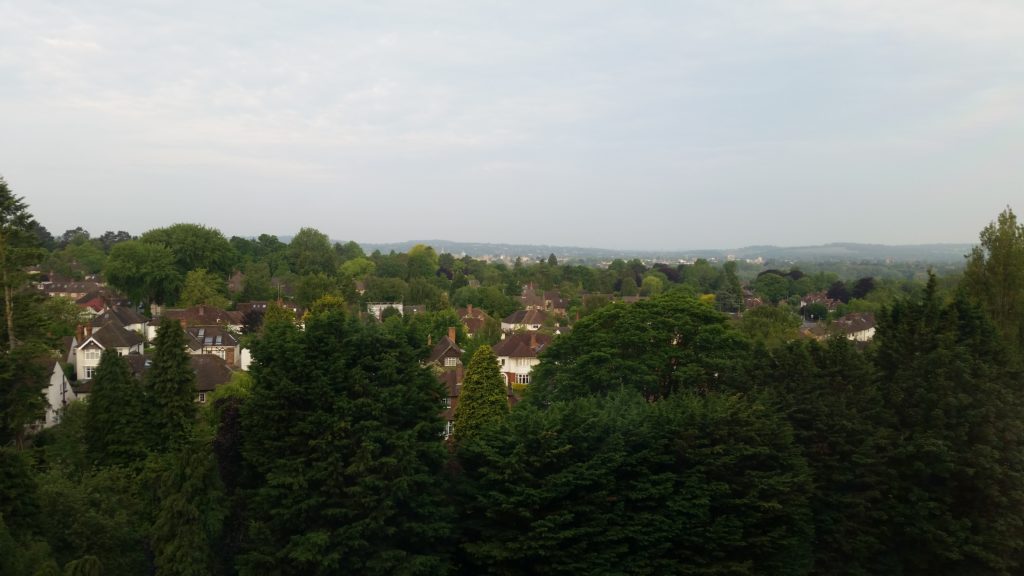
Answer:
425 327 463 439
800 291 840 312
493 331 552 386
519 284 568 315
39 280 104 301
367 302 403 320
501 309 549 332
149 305 243 341
800 312 876 342
75 292 106 317
236 300 305 323
75 319 146 380
185 325 240 366
74 353 234 404
92 305 148 335
834 312 877 342
456 304 493 338
190 354 236 404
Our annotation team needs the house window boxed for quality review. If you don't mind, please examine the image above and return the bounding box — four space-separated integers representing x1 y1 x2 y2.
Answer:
196 392 207 403
444 420 455 438
444 357 457 367
442 397 451 408
83 349 101 360
499 358 506 366
85 366 96 379
516 373 531 385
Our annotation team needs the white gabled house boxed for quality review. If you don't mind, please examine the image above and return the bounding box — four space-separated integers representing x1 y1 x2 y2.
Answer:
75 320 145 381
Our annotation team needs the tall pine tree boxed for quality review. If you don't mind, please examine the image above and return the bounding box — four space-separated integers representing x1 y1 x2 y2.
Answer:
84 349 147 467
239 302 453 575
875 275 1024 574
452 344 507 443
146 318 196 452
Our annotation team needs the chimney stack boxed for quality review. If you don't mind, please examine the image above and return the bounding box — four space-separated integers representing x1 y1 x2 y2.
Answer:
448 327 456 344
530 331 537 350
467 304 473 317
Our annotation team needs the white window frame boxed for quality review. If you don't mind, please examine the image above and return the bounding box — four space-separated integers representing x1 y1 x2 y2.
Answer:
516 373 530 385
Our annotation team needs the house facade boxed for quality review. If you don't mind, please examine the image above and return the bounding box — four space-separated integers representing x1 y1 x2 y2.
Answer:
425 327 463 439
501 309 549 332
75 321 145 380
493 332 552 386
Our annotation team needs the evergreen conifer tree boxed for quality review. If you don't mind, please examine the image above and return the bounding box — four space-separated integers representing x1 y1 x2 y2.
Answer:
452 345 507 443
150 442 227 576
146 318 196 452
875 275 1024 574
239 301 453 574
84 349 147 467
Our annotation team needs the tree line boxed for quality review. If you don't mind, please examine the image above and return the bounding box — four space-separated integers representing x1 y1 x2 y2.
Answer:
3 171 1024 574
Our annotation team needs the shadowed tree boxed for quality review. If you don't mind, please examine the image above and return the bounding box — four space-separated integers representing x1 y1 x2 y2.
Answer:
0 176 45 349
146 319 196 452
84 350 147 467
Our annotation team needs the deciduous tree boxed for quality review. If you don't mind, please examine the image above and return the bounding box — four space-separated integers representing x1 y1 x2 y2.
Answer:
963 206 1024 360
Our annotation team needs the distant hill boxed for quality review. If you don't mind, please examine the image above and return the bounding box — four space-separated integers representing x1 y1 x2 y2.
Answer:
356 240 974 264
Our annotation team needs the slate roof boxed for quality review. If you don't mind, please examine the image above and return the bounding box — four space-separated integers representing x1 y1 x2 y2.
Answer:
185 326 239 351
457 305 493 336
87 318 144 349
502 309 549 326
79 353 233 393
92 305 147 328
833 312 876 335
427 335 462 365
492 332 553 359
157 306 243 327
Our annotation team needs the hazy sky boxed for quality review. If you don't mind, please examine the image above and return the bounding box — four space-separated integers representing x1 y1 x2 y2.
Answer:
1 1 1021 250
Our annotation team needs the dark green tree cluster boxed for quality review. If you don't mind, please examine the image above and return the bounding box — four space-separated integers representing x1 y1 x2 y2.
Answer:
531 290 751 402
237 301 453 574
454 392 812 575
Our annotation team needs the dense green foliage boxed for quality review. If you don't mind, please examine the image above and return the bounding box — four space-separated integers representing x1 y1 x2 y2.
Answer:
3 187 1024 575
146 319 197 452
455 392 813 575
84 350 147 467
530 290 751 402
452 345 507 443
238 302 453 575
963 206 1024 364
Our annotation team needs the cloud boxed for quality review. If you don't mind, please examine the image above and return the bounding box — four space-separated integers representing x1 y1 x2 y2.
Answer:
2 1 1022 247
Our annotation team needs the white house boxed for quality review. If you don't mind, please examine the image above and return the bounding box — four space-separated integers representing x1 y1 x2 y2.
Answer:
492 332 552 386
75 321 145 380
501 309 549 332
